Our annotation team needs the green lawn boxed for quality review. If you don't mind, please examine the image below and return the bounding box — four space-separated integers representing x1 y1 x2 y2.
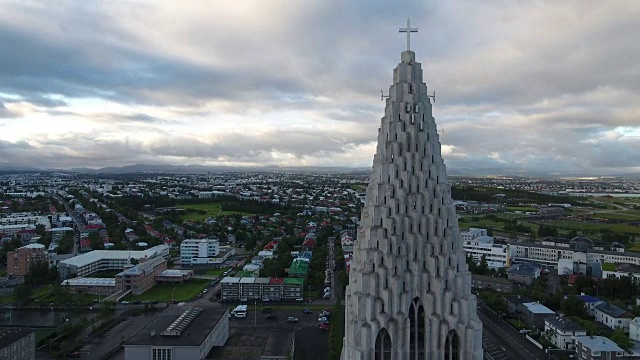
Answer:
176 203 223 221
176 203 255 221
506 206 538 212
545 219 640 235
590 212 640 221
126 280 210 302
35 328 57 344
205 267 230 276
507 318 526 330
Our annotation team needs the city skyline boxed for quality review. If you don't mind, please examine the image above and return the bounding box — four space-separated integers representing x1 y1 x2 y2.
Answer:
1 1 639 175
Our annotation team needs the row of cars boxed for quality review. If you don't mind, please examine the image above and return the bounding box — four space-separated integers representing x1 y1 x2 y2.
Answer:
323 241 335 299
317 308 332 331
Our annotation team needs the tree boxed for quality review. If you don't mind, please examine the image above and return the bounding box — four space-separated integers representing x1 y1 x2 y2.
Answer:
479 255 489 276
560 295 589 319
13 284 33 305
609 328 633 352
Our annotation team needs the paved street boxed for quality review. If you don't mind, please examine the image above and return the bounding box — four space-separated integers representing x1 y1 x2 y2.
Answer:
478 305 546 360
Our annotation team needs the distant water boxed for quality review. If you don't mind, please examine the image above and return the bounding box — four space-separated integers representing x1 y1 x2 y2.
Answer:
566 193 640 198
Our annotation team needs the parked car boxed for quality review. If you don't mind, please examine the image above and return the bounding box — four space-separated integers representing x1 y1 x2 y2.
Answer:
318 316 329 323
303 308 313 314
287 317 299 323
265 314 278 320
121 301 130 305
319 323 330 331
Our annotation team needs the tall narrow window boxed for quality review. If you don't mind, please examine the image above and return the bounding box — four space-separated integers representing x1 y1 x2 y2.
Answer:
444 330 460 360
375 328 392 360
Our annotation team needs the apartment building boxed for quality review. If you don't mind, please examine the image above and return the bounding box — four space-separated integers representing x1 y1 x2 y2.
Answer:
115 256 168 295
0 328 35 360
7 244 48 277
508 236 640 271
180 238 220 265
220 277 304 301
57 245 169 279
461 229 509 269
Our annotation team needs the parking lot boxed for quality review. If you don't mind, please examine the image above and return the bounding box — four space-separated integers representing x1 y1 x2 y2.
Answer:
227 308 331 360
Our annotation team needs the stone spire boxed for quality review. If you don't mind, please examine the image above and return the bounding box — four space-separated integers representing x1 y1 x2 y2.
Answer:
340 30 483 360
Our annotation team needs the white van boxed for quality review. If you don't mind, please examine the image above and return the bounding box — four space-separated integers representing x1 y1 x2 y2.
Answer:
231 305 248 318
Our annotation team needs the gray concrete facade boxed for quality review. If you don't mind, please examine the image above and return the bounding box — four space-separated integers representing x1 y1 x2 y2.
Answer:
341 49 483 360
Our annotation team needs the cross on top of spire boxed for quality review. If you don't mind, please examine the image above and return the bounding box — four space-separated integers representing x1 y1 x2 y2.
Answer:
399 18 418 51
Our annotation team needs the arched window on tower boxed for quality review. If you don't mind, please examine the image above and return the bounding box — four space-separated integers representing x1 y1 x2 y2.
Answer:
444 330 460 360
375 328 392 360
409 298 426 360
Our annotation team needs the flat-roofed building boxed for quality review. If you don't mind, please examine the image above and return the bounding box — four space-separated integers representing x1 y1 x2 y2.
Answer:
61 277 116 296
156 269 194 284
221 277 241 301
282 278 304 300
57 245 169 279
7 243 48 277
180 238 220 265
0 224 36 238
115 256 167 295
0 327 35 360
264 278 284 301
124 307 229 360
463 232 509 269
239 278 261 300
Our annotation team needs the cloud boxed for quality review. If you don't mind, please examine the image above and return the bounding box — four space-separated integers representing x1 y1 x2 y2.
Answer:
0 1 638 174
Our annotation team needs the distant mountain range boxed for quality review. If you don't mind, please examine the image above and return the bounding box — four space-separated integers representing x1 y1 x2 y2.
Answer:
1 163 640 178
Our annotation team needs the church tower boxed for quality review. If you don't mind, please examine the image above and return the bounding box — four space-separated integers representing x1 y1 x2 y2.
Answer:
341 19 483 360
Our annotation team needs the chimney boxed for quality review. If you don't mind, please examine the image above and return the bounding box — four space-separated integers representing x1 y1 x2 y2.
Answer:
151 330 155 337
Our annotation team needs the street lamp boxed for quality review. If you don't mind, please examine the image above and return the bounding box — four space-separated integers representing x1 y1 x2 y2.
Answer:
171 287 176 303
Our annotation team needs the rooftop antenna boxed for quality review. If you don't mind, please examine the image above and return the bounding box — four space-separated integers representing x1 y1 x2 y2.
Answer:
438 126 445 136
381 89 389 101
427 90 436 103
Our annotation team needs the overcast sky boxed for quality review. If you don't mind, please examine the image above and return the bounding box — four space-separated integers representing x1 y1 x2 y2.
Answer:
0 1 639 174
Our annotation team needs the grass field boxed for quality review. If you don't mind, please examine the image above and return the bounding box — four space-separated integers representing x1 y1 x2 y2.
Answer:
126 279 210 302
589 212 640 221
544 219 640 235
506 206 537 212
176 203 223 221
205 267 230 276
176 203 255 221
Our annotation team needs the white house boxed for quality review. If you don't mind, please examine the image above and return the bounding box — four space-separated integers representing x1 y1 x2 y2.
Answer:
630 317 640 342
258 250 275 259
594 302 634 333
544 316 587 350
